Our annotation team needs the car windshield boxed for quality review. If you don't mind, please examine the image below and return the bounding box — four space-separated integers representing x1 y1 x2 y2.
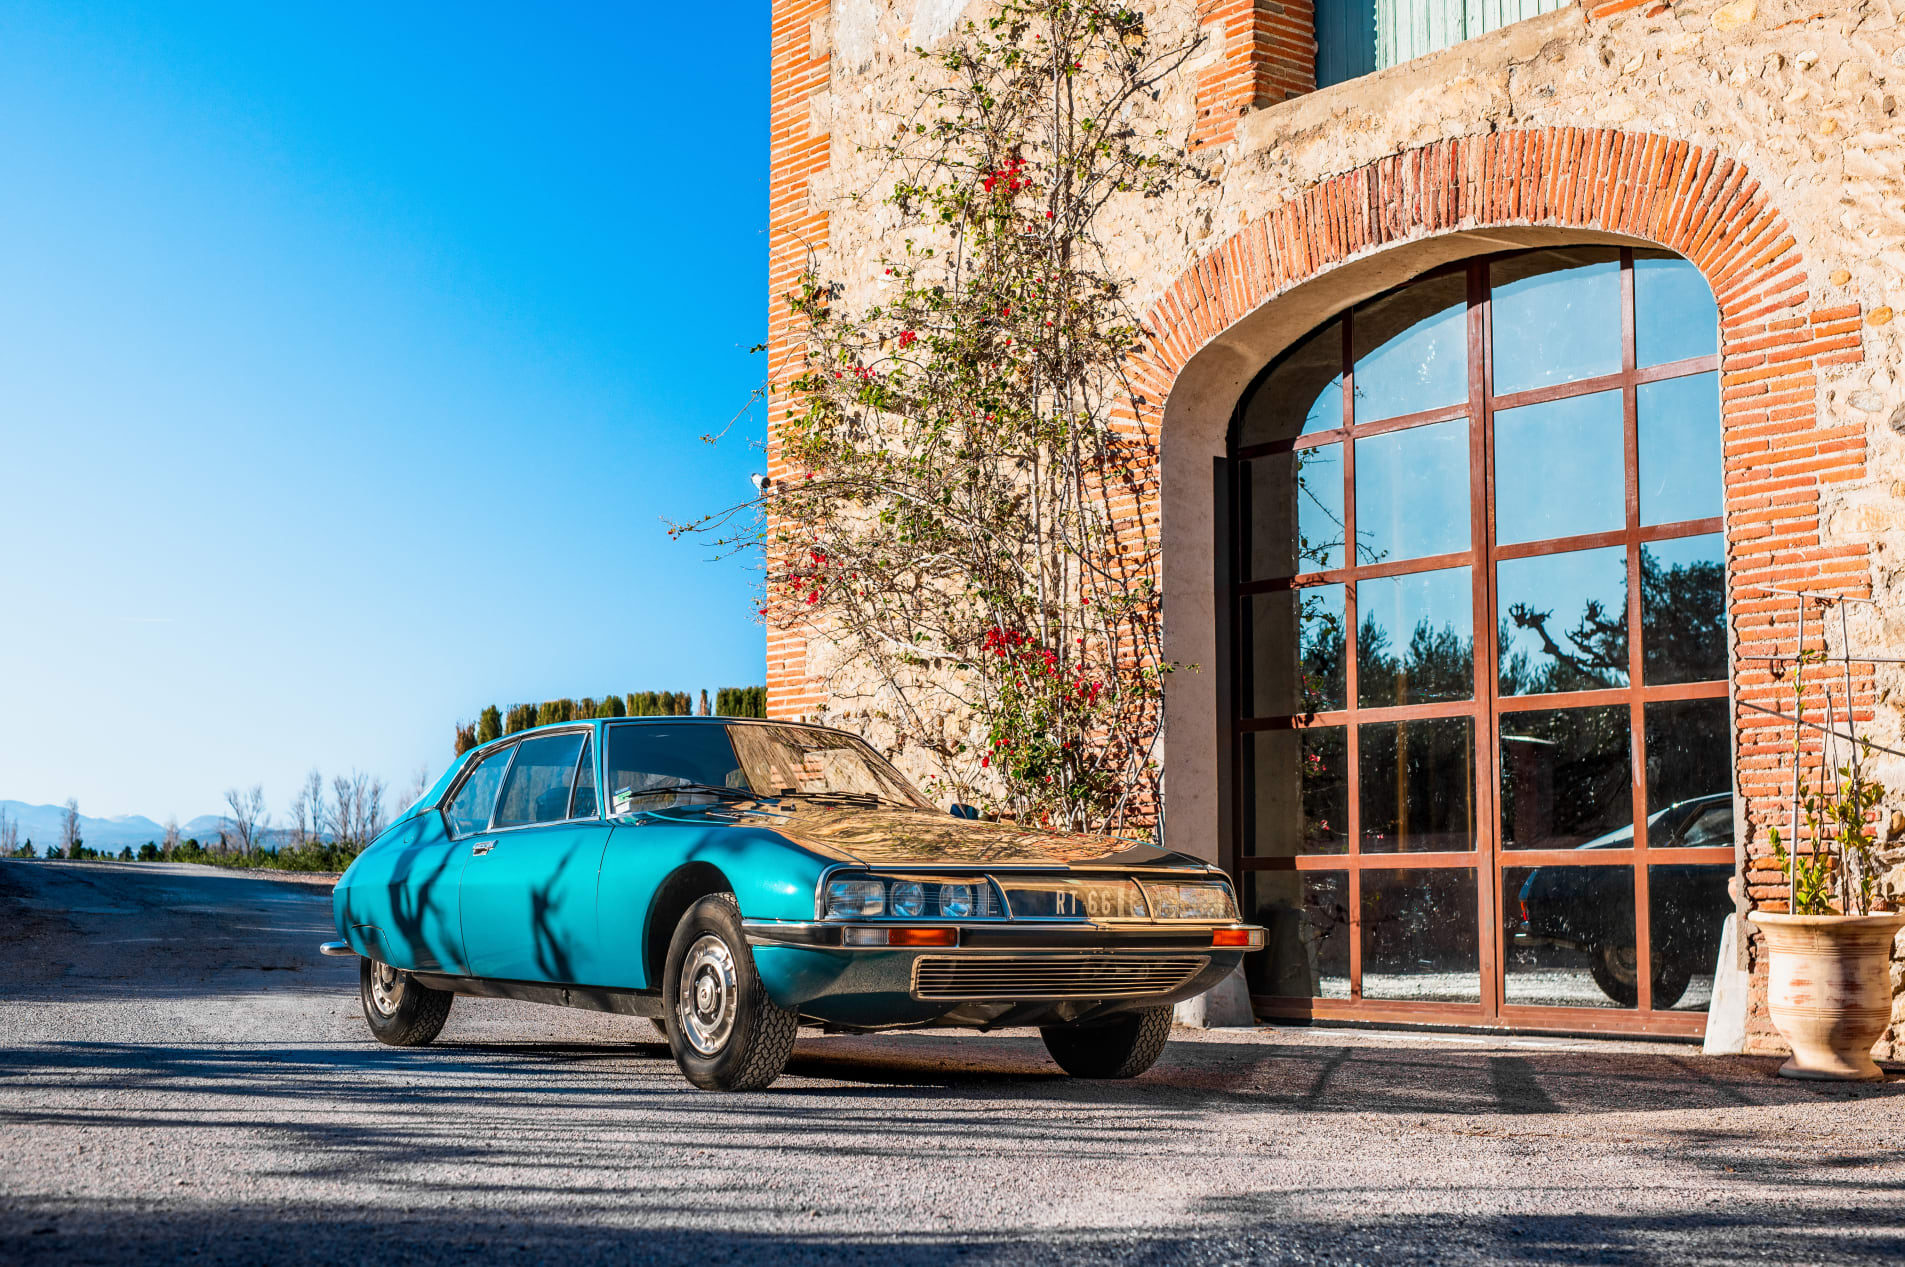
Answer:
603 722 932 812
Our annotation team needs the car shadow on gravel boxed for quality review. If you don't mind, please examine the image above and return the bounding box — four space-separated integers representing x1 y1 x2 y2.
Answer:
3 1196 1903 1267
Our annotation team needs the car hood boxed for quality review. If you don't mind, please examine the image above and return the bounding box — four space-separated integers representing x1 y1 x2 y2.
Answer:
640 800 1204 869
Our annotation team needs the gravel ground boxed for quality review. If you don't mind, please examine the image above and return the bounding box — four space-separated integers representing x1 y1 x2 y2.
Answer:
2 858 1902 1265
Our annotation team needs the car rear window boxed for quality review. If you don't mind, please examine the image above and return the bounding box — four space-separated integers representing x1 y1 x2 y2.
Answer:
494 731 589 828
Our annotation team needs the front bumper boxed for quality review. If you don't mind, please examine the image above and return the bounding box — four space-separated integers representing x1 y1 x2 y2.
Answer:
741 919 1262 1031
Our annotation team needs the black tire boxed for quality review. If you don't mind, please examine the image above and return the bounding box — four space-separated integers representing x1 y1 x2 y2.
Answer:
1040 1005 1173 1079
662 893 798 1091
1587 943 1692 1009
359 958 454 1047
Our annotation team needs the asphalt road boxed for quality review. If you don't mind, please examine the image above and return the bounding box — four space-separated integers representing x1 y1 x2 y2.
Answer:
3 859 1902 1266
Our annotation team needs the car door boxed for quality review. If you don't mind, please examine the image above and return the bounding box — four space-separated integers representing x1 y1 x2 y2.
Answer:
459 728 613 984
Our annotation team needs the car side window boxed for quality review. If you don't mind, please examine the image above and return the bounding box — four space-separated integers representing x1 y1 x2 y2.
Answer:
494 731 589 829
570 735 598 819
1679 803 1732 846
445 745 515 838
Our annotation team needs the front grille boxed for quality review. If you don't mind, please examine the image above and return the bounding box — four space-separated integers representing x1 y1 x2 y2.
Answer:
911 954 1208 1001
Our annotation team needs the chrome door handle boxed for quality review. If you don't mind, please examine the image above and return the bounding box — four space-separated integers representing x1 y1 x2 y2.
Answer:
470 841 496 857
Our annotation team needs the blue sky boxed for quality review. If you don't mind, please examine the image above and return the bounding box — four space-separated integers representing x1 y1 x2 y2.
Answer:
0 3 770 823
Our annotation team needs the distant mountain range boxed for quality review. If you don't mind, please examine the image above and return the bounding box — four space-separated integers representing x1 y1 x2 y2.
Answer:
0 800 227 852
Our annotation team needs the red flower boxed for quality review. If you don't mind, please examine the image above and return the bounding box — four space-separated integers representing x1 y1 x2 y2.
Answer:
897 330 918 348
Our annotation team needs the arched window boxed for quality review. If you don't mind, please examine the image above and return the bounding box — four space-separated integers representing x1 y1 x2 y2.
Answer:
1227 246 1731 1033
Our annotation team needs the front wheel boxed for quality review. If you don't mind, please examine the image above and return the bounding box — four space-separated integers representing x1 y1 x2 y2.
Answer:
359 958 454 1047
1040 1006 1173 1079
662 893 798 1091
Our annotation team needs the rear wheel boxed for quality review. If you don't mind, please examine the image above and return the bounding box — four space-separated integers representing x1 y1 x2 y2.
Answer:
662 893 798 1091
1040 1006 1173 1079
1588 942 1692 1009
359 958 453 1047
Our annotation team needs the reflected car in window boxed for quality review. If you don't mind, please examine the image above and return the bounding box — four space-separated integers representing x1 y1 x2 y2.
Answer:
1513 794 1733 1007
322 718 1261 1090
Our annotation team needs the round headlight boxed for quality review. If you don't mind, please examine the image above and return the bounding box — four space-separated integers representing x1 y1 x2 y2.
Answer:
889 881 925 917
940 882 974 917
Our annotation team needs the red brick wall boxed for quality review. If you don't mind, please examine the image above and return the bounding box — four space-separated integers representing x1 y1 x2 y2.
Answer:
765 0 831 722
1127 129 1869 1048
1191 1 1318 151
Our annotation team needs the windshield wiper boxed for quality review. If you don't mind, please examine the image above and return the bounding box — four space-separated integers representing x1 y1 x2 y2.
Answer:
615 783 758 807
773 789 916 809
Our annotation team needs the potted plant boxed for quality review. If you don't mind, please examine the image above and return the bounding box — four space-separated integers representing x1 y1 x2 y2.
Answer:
1752 648 1902 1081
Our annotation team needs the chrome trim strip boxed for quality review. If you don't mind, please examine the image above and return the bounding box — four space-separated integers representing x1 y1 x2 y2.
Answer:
740 919 1263 951
318 941 355 958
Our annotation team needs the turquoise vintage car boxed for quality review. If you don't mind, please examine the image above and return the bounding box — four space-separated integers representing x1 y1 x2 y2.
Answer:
321 718 1261 1090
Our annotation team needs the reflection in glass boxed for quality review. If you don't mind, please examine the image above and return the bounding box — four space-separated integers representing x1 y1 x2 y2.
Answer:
1492 390 1624 544
1355 419 1470 563
1491 249 1622 395
1357 566 1474 706
1241 446 1345 579
1497 547 1629 696
1237 319 1345 446
1644 697 1731 824
1635 251 1718 368
1649 863 1733 1011
1351 272 1468 424
1246 870 1350 998
1243 729 1348 857
1242 586 1345 717
1638 372 1722 525
1361 868 1480 1002
1359 717 1475 854
1641 534 1725 684
1504 864 1635 1009
1499 706 1632 850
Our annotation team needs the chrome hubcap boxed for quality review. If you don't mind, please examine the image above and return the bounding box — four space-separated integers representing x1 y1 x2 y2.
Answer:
369 961 405 1016
677 934 737 1057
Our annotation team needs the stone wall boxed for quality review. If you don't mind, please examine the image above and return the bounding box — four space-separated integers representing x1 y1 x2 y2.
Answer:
766 0 1905 1051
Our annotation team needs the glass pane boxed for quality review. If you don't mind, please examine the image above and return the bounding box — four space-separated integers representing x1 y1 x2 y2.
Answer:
1644 698 1732 830
1638 371 1722 525
1245 870 1350 998
1358 717 1475 854
1504 863 1636 1008
1241 585 1345 717
1649 863 1733 1011
1237 318 1344 446
1361 868 1480 1002
1355 419 1470 564
1492 390 1624 544
1641 533 1726 684
1243 728 1348 856
1351 271 1468 424
1240 446 1344 578
1497 547 1630 696
1356 566 1474 706
1635 251 1718 367
1490 248 1622 395
570 735 597 818
494 731 589 827
445 745 514 837
1498 705 1633 850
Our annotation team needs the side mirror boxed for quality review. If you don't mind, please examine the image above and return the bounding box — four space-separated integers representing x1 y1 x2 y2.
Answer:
949 803 981 820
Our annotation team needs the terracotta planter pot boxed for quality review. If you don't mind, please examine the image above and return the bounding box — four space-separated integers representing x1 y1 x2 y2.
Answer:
1749 912 1905 1081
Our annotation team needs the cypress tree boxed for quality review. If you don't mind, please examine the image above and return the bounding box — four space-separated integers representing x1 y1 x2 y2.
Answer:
597 696 625 718
477 705 502 744
454 723 477 756
576 697 596 720
699 689 711 716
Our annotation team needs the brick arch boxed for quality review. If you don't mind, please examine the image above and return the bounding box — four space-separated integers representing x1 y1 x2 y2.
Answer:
1138 129 1869 1037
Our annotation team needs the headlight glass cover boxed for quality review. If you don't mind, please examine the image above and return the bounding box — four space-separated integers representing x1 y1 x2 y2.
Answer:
1144 881 1238 921
825 879 885 918
888 880 925 918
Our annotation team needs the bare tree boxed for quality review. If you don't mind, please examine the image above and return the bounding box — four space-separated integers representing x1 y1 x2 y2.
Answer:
60 798 81 859
223 785 268 858
162 815 180 857
300 769 325 842
405 764 431 809
363 775 387 842
0 807 18 857
326 771 387 847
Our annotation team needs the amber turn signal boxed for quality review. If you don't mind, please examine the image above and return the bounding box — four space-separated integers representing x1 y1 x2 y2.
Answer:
887 927 958 947
1211 928 1256 948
